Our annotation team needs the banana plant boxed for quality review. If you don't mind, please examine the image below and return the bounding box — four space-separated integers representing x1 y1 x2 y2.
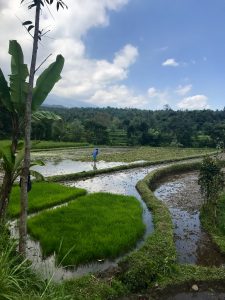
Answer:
0 40 64 221
0 142 44 220
0 40 64 151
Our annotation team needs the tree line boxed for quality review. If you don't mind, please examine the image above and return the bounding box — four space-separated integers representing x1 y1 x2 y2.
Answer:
1 105 225 148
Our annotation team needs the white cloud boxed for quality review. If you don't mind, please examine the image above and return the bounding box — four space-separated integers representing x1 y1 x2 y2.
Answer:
53 43 139 101
89 85 148 108
177 95 209 110
148 87 158 98
175 84 192 96
0 0 149 109
162 58 179 67
147 87 169 107
114 44 138 68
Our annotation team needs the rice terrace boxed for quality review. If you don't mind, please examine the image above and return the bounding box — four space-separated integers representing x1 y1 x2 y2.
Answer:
2 0 225 299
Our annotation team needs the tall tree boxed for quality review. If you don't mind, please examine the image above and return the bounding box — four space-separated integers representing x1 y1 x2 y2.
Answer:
19 0 67 254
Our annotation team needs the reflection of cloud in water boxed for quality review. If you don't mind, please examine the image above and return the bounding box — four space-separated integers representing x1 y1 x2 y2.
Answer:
68 166 158 199
31 160 128 177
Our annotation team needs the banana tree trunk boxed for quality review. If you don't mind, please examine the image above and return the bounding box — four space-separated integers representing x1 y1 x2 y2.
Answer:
19 0 41 255
0 171 12 221
0 115 19 221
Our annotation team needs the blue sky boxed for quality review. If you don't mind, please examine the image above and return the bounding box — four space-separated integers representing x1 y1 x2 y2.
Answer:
84 0 225 110
0 0 225 110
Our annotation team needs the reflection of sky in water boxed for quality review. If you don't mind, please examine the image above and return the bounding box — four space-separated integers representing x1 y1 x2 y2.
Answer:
31 160 127 177
67 166 158 198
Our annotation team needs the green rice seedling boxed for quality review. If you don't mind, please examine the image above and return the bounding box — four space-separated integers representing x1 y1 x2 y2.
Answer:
97 146 215 163
28 193 145 266
31 141 90 150
8 182 86 218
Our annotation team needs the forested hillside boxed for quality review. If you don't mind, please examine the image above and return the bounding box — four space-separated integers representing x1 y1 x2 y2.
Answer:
1 105 225 148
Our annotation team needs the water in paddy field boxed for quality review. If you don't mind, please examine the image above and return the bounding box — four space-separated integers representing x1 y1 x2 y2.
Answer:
64 165 160 241
10 164 159 281
31 159 129 177
154 171 225 266
30 147 147 177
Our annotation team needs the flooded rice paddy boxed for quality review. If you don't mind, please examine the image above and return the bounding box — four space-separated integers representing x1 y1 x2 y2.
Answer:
154 171 225 266
7 148 225 291
31 159 128 177
10 163 159 281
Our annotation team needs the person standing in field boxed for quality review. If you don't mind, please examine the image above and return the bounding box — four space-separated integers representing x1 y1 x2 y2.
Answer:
92 148 99 162
92 148 99 170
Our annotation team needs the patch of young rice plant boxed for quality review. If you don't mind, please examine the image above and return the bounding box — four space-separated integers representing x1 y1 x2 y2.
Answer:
28 193 145 266
8 182 86 218
98 146 214 163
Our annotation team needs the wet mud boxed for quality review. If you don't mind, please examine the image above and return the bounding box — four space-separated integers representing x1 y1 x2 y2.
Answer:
154 171 225 266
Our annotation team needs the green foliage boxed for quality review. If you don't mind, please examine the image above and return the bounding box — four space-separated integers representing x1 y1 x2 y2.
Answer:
0 40 64 141
63 275 127 300
198 156 224 205
0 143 44 182
0 225 43 300
32 110 62 122
201 194 225 254
27 193 145 266
32 55 64 111
120 161 225 293
31 140 90 149
8 182 86 218
8 40 29 114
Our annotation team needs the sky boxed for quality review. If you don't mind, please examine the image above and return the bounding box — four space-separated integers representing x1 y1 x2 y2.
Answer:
0 0 225 110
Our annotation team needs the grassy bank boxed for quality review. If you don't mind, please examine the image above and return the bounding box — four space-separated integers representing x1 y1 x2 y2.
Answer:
8 182 86 218
118 166 177 292
201 194 225 255
28 193 145 266
119 161 225 294
0 140 90 150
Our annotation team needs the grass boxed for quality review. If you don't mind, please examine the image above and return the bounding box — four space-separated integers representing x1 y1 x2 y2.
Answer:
8 182 86 218
119 167 177 292
30 145 216 164
31 141 90 150
119 161 225 294
97 146 215 163
0 224 127 300
27 192 145 266
0 140 90 150
201 194 225 254
3 161 225 299
63 275 128 300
